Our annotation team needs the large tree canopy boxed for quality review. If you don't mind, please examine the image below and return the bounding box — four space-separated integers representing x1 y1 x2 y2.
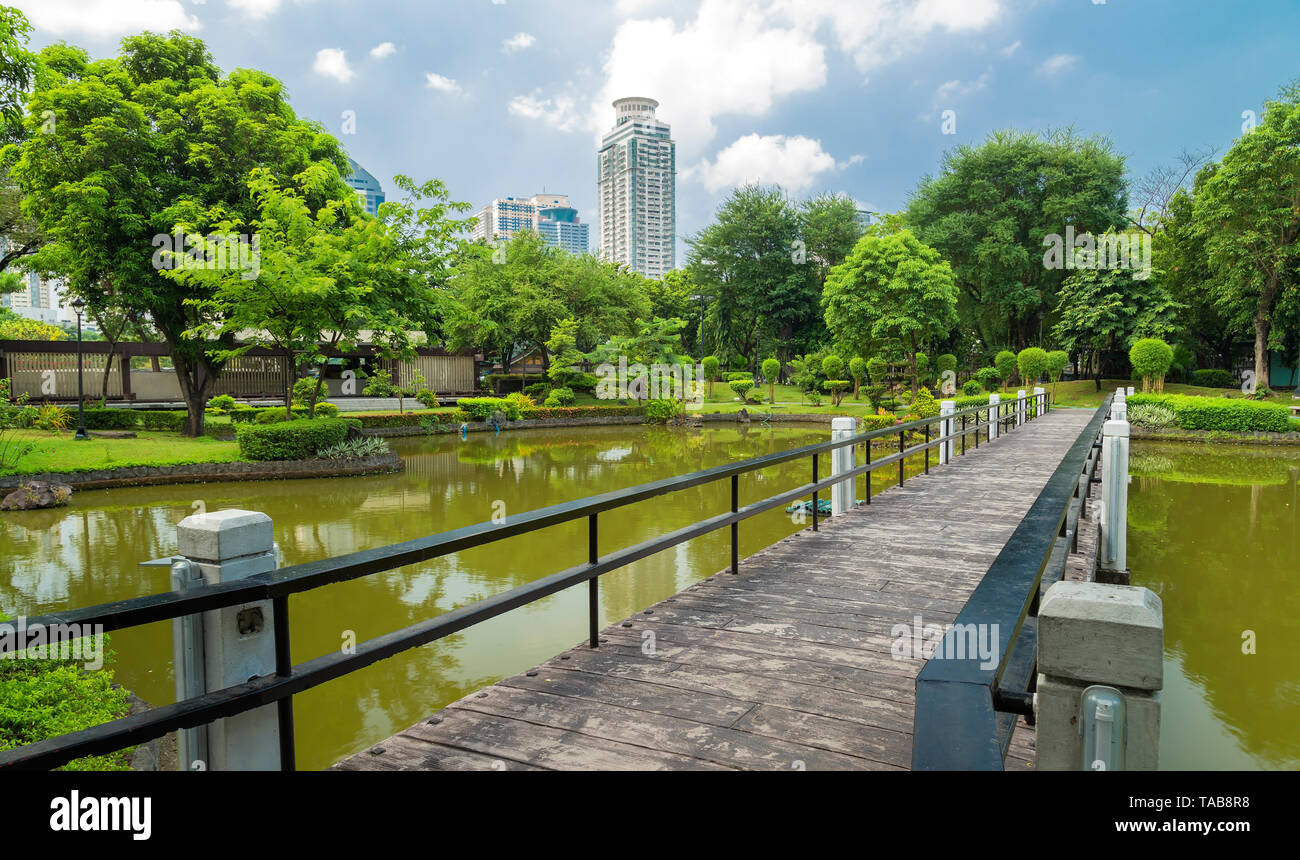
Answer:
688 185 822 368
822 229 958 395
1192 81 1300 389
6 31 353 434
905 129 1128 353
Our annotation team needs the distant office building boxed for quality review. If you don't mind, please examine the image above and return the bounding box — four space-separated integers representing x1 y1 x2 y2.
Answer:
344 157 385 215
0 268 64 325
597 97 676 279
472 193 590 255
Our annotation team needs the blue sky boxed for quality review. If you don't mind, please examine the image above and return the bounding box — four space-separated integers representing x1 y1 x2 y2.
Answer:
13 0 1300 266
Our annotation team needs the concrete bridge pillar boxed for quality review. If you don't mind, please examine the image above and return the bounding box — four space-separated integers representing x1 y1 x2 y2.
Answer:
939 400 955 465
830 417 855 515
1036 581 1163 770
175 509 281 770
1016 390 1026 426
988 393 1000 440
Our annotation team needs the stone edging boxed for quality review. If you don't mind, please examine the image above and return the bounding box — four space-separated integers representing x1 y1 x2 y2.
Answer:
0 452 403 491
1131 427 1300 446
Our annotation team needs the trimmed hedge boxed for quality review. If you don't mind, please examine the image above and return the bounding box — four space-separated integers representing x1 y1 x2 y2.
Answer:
236 418 357 461
352 411 446 428
456 397 522 421
82 408 139 430
1191 369 1235 388
140 411 187 431
1127 393 1291 432
518 405 646 421
861 414 899 432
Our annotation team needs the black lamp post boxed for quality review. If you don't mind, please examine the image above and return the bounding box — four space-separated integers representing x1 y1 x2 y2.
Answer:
71 298 88 440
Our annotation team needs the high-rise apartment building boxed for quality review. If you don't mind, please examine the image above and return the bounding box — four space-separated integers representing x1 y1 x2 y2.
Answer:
597 97 676 279
472 193 590 255
344 157 385 215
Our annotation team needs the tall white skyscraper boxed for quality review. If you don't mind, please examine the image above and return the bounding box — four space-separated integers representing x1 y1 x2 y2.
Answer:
597 97 676 279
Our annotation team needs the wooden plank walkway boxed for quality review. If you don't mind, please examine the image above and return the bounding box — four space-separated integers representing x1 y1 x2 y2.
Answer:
335 407 1097 771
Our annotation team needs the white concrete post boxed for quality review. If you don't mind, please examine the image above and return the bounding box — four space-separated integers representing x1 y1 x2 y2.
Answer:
939 400 955 465
988 393 1001 441
1036 581 1163 770
1016 390 1026 427
1126 386 1135 397
1113 399 1127 422
175 510 280 770
1033 386 1045 419
1115 386 1126 403
830 417 855 515
1100 417 1130 575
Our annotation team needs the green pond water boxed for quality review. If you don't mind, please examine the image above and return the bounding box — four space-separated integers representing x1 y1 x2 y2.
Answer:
1128 442 1300 770
0 423 927 771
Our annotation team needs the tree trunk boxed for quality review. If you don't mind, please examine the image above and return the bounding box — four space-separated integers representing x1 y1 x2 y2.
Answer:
173 353 217 437
1254 311 1270 393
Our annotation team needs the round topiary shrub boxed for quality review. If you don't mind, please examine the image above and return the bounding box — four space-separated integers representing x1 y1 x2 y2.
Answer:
1129 338 1174 392
962 379 982 396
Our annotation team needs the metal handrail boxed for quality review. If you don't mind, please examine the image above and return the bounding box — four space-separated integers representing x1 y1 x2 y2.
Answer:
1 391 1050 771
911 394 1114 770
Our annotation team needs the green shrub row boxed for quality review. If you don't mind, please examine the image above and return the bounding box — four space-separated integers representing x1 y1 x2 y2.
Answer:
140 410 187 431
351 411 447 428
1190 369 1235 388
235 417 358 461
518 405 646 421
80 408 140 430
1127 394 1291 432
456 397 522 421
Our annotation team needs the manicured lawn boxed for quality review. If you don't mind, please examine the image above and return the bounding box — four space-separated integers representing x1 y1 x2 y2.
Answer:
2 430 243 477
1047 378 1297 409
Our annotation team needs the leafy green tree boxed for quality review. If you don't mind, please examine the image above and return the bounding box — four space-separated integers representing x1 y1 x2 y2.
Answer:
728 378 755 403
848 356 867 400
823 230 958 397
701 355 719 398
545 319 583 389
1045 350 1069 401
906 129 1127 351
0 308 65 340
9 33 352 435
1051 260 1181 390
994 351 1018 391
761 357 781 403
1129 338 1174 392
1016 347 1049 388
689 185 819 367
1193 82 1300 388
646 269 705 356
802 192 864 291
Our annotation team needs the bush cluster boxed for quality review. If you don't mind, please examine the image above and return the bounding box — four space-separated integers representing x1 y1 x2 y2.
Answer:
80 408 139 430
140 410 187 431
236 417 357 461
455 397 522 421
1127 394 1290 432
1191 369 1235 388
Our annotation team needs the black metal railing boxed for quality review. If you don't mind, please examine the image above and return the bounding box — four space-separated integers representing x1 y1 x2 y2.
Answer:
0 392 1052 771
911 393 1114 770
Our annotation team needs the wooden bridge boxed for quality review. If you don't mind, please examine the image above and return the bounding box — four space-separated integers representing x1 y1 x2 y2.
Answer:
0 392 1114 773
336 405 1100 772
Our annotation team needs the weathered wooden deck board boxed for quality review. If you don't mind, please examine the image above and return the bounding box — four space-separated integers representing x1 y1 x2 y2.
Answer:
335 407 1096 771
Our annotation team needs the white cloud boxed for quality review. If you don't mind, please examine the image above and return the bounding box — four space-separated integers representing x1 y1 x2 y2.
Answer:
425 73 463 95
502 32 536 53
934 68 990 104
687 134 858 193
770 0 1003 75
508 92 582 130
10 0 200 39
1001 40 1021 57
312 48 354 83
1037 53 1078 77
370 42 397 59
591 0 828 157
514 0 1006 159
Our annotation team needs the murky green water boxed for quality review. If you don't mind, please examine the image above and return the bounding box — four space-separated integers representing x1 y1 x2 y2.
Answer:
1128 442 1300 770
1 423 926 770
